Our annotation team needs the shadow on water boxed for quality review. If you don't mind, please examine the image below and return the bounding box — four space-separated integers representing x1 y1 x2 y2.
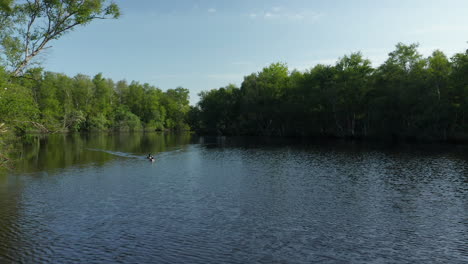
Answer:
0 132 193 262
13 132 193 174
200 135 468 158
11 133 468 175
0 134 467 263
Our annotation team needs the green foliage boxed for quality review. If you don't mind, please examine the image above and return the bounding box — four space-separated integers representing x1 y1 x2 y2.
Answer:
0 0 13 12
0 35 22 69
114 106 142 131
63 110 85 132
198 84 240 134
195 44 468 142
0 0 120 76
145 120 164 131
0 67 39 132
86 113 109 131
72 74 94 114
162 87 190 130
186 106 201 132
239 63 290 135
0 63 191 134
1 41 468 144
92 73 114 119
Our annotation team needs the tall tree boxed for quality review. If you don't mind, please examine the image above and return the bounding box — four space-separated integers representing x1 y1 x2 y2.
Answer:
334 52 373 136
240 63 289 135
450 50 468 132
198 84 240 134
371 43 425 138
0 0 120 76
163 87 190 130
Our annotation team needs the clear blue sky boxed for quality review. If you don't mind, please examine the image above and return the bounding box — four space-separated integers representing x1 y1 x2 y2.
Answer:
44 0 468 104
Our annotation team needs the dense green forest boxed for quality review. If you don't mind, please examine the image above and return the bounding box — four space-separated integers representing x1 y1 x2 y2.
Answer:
0 0 123 167
0 67 191 167
190 43 468 142
1 43 467 143
0 0 188 135
0 69 191 133
1 2 468 171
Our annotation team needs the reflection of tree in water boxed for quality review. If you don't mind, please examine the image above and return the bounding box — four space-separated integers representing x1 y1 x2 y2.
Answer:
0 132 193 260
0 174 23 262
15 132 193 174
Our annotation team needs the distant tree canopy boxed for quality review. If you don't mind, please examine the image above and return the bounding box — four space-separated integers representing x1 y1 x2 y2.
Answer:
0 66 191 133
1 40 468 143
193 43 468 142
0 0 191 136
0 0 120 76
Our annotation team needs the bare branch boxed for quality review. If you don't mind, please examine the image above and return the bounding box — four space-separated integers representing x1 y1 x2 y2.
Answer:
12 120 49 133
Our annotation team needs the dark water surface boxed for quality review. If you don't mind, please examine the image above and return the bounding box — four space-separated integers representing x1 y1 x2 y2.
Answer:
0 133 467 263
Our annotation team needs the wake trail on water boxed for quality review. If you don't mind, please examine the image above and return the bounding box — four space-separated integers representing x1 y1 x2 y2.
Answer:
86 148 144 159
86 148 184 160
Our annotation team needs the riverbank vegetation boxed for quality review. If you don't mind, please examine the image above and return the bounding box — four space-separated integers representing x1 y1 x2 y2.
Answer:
0 66 191 170
0 0 192 134
1 2 468 171
192 43 468 142
1 43 467 146
0 68 191 133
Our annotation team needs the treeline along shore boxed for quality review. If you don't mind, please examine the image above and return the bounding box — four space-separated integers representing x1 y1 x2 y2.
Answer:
190 43 468 142
0 69 191 133
1 1 468 170
0 43 467 143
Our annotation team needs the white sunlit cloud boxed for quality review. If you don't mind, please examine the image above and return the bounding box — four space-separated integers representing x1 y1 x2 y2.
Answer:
272 7 281 12
247 7 322 22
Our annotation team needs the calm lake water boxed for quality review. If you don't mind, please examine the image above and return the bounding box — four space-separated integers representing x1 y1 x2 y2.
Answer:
0 133 467 263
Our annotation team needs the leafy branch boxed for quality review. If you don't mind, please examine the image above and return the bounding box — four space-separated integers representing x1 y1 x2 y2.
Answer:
0 0 120 76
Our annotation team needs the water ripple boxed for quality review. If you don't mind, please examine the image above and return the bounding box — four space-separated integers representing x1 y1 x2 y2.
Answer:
1 141 467 263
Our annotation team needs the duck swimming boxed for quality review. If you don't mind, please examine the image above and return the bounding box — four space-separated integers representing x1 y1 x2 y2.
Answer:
147 154 155 162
